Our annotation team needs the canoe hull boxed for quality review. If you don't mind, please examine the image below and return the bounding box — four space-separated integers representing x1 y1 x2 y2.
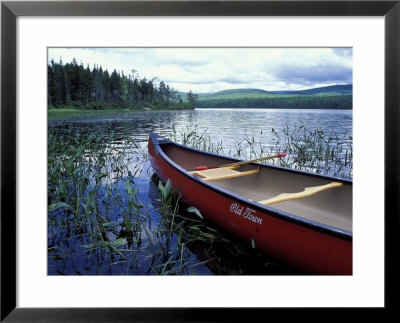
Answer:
148 134 352 275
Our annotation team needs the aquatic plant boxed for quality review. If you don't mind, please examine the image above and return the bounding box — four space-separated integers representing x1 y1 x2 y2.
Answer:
171 124 225 155
169 124 353 179
48 128 289 275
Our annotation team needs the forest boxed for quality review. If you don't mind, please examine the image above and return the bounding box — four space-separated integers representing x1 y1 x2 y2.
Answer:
48 59 196 110
195 94 352 109
48 58 351 111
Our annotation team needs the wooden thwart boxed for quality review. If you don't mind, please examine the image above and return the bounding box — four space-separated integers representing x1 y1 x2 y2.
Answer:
260 181 343 205
191 167 260 182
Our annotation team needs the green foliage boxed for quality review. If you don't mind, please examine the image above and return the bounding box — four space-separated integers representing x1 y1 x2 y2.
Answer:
70 100 85 109
187 206 203 220
169 124 353 179
48 58 192 111
187 90 199 107
283 84 352 95
158 179 174 207
192 86 352 109
48 129 149 272
49 128 278 275
196 94 352 109
48 202 72 212
86 101 112 110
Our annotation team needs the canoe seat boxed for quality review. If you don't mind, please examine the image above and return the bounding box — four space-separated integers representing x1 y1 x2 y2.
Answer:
192 167 260 182
259 181 343 205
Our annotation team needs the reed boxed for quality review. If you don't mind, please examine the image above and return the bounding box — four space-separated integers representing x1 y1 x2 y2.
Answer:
169 124 353 178
48 128 282 275
172 124 225 155
49 123 349 276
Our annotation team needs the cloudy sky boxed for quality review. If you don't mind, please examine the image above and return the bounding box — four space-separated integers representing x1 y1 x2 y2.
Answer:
48 47 352 93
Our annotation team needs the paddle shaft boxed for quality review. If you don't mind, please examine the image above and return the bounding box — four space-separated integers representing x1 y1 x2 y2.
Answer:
195 153 286 171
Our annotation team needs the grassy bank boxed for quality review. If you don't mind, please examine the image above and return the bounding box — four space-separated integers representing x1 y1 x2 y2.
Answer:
48 108 128 119
48 106 194 119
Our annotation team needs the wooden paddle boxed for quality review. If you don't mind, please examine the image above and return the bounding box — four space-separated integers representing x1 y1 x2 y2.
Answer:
193 153 287 171
259 181 343 205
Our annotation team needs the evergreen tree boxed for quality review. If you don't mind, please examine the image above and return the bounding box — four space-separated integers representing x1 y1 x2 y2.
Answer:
187 90 199 107
110 69 121 104
48 58 188 110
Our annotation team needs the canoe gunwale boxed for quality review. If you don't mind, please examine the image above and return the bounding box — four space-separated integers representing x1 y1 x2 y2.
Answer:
149 133 352 241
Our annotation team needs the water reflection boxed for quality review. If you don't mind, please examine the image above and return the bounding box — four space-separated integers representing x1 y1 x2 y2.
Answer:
49 108 352 146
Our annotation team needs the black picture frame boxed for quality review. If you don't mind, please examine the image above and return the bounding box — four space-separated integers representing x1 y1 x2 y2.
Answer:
1 1 399 321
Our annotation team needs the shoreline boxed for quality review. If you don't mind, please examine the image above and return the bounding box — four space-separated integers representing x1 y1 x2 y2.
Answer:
48 107 194 119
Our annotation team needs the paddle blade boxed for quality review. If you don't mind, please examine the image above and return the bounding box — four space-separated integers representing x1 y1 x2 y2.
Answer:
195 165 219 171
277 153 287 158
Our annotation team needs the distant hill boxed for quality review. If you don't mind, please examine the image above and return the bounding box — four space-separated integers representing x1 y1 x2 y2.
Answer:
269 84 352 96
191 84 352 109
208 88 270 96
177 88 270 100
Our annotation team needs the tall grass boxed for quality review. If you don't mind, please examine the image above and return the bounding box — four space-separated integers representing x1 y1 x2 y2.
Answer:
171 124 225 155
170 124 352 178
49 123 351 275
48 128 288 275
48 129 149 274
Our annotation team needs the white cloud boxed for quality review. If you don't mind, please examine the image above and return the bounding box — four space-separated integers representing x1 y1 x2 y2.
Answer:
48 47 352 93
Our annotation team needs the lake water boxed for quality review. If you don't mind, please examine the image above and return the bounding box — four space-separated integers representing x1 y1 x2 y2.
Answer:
49 108 352 144
48 108 352 275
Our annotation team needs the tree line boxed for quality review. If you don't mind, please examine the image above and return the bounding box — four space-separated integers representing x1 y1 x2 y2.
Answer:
195 95 352 109
48 58 197 110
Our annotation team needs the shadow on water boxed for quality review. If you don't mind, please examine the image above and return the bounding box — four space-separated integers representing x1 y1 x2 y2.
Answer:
48 168 299 275
147 174 301 275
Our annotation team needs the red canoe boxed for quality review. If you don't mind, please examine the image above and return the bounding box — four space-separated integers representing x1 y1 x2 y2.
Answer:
148 133 352 275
